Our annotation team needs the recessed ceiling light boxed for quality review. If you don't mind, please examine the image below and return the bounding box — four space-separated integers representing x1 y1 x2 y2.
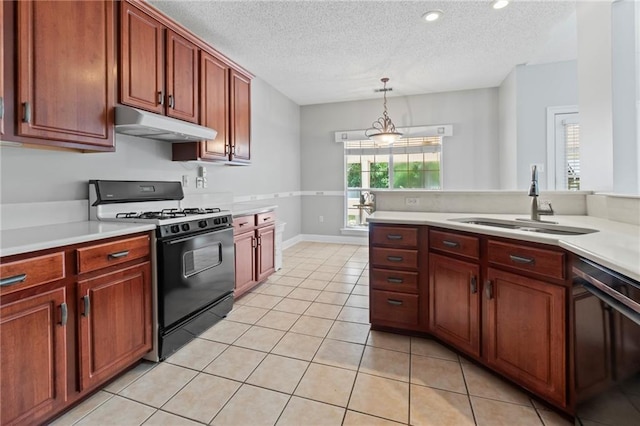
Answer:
492 0 509 10
422 10 443 22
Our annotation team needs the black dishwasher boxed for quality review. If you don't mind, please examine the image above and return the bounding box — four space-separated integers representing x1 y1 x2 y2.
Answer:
573 257 640 426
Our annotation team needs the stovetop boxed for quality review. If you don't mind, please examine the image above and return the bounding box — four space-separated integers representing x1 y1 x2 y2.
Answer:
115 208 223 221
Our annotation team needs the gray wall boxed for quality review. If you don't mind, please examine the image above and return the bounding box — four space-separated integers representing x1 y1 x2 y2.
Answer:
498 68 518 190
0 78 303 241
515 60 578 190
300 88 500 236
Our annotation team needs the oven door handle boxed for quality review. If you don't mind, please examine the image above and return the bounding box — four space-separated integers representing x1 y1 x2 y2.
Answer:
576 277 640 326
164 229 230 245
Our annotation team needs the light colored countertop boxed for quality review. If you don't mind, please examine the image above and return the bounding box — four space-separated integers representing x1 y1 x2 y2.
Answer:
226 203 278 218
0 221 156 258
369 211 640 282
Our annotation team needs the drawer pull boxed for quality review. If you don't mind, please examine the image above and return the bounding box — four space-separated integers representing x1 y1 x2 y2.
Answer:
108 250 130 259
470 276 478 294
82 295 91 317
60 303 68 326
485 280 493 299
387 256 404 262
262 217 272 222
509 254 535 265
0 273 27 287
386 234 403 240
238 221 250 227
442 240 460 248
387 299 403 306
387 277 404 284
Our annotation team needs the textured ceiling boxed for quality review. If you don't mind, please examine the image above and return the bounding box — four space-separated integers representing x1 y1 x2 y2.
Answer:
149 0 577 106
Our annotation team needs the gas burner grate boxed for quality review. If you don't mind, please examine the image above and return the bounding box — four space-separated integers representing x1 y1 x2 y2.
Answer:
182 207 222 215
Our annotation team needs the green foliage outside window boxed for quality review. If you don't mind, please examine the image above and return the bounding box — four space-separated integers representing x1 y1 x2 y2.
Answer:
347 163 362 188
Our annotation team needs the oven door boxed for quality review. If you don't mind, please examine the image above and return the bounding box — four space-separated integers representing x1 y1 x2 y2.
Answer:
157 226 234 330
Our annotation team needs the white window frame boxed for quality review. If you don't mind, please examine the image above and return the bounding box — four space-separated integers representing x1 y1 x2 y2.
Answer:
546 106 579 190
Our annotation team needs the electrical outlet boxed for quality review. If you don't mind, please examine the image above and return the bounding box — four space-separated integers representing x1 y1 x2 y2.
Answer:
196 177 204 188
405 197 419 206
182 175 189 188
319 215 324 223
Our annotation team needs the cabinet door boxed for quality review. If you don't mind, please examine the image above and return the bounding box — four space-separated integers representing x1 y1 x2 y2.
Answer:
484 268 566 406
17 0 115 148
256 225 276 282
199 51 230 161
77 262 152 391
234 231 256 298
120 1 164 114
166 29 199 123
429 253 480 357
1 287 67 426
230 69 251 163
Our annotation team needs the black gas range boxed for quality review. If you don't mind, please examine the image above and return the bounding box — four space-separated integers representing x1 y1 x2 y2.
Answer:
89 180 235 361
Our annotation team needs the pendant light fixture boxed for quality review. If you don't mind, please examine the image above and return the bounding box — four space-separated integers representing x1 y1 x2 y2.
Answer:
365 78 402 145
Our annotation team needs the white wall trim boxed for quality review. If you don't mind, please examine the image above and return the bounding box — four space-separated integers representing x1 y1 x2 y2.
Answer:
300 191 344 196
546 105 579 190
233 191 302 203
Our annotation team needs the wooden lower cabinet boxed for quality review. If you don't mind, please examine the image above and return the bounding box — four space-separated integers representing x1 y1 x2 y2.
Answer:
428 253 480 357
233 213 276 298
484 267 566 406
77 262 152 391
256 224 275 282
234 229 257 298
0 287 68 426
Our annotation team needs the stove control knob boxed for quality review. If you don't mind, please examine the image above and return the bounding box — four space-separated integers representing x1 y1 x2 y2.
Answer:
198 220 208 228
170 225 180 234
222 217 228 223
181 223 190 232
214 218 221 225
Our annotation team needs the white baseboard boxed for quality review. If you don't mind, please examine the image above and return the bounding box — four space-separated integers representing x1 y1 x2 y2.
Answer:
283 233 368 248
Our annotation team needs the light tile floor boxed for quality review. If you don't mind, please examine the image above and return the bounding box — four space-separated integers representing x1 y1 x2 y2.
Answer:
50 241 619 425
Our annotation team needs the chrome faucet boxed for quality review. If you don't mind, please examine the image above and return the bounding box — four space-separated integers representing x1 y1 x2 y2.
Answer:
527 165 554 222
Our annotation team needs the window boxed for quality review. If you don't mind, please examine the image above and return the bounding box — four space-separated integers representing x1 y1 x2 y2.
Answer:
546 107 580 190
345 137 442 227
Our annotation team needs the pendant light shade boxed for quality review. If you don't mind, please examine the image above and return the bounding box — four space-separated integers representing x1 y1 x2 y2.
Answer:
365 78 402 145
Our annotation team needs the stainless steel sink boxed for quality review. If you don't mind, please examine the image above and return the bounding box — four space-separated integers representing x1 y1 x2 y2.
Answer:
449 217 598 236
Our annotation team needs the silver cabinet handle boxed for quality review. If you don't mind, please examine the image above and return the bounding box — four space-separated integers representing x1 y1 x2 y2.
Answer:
470 276 478 294
262 217 272 222
158 91 165 106
386 234 403 240
60 303 68 326
168 94 175 109
82 295 91 317
387 277 404 284
22 102 31 123
108 250 130 259
485 280 493 299
509 254 535 264
0 96 4 120
387 299 403 306
442 240 460 248
0 273 27 287
387 256 403 262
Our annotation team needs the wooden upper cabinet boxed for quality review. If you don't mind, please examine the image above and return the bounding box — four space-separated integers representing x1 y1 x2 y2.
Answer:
165 30 199 123
230 69 251 163
199 51 230 161
16 0 115 149
120 1 164 114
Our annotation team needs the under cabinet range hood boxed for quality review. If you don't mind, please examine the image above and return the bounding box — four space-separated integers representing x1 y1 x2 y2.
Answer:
114 106 217 142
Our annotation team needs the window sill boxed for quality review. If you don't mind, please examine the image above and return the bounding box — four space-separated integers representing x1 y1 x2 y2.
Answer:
340 227 368 237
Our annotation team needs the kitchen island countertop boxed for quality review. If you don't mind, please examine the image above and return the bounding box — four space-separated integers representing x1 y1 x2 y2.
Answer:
368 211 640 282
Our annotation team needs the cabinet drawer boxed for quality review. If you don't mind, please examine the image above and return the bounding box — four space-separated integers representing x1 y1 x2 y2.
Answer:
256 212 275 227
487 240 565 280
430 229 479 260
371 226 418 248
371 247 418 269
370 268 418 294
77 235 150 274
0 252 65 295
233 215 256 233
371 290 419 326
